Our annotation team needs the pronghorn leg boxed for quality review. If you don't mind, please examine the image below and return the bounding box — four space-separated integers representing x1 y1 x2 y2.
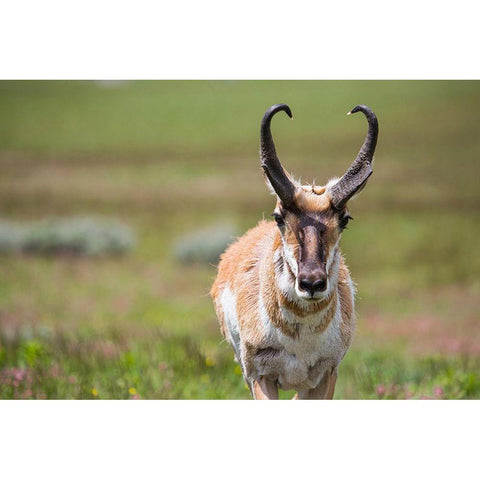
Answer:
252 376 279 400
325 370 338 399
293 368 338 400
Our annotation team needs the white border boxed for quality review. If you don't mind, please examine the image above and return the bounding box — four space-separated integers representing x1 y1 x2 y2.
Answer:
1 400 478 478
1 0 479 79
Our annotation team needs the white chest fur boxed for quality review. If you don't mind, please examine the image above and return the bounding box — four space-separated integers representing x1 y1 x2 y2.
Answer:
255 298 345 391
220 282 347 392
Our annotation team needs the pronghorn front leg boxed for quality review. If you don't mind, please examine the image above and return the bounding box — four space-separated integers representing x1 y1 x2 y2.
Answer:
252 376 279 400
293 368 338 400
325 369 338 399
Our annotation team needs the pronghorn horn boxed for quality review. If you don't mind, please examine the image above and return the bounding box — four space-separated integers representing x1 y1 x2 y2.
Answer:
329 105 379 210
260 104 297 208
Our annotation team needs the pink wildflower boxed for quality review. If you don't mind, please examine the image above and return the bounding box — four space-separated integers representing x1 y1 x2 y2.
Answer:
376 384 386 396
13 368 26 382
434 386 444 397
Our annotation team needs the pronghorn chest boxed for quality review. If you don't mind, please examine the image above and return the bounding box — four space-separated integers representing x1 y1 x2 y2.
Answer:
255 306 345 391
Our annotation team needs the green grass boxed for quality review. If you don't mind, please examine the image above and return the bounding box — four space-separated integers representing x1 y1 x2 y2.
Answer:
2 326 479 399
1 80 479 399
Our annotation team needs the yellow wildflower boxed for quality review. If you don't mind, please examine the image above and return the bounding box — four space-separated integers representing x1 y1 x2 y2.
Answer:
91 388 98 397
128 387 137 396
205 356 216 367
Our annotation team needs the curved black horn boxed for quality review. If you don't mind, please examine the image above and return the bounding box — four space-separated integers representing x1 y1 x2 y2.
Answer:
329 105 379 210
260 104 297 207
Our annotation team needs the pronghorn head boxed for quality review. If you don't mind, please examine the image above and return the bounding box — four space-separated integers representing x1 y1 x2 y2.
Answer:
260 103 378 301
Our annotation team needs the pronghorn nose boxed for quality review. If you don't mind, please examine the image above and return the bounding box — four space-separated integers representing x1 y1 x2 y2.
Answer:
298 276 327 296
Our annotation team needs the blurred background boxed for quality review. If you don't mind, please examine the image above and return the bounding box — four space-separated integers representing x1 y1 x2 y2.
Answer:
0 80 479 399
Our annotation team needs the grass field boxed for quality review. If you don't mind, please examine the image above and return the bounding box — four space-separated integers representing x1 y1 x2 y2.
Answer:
1 80 479 399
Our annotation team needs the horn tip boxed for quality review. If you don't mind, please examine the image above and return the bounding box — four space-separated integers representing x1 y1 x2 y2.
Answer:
348 105 362 115
263 104 293 122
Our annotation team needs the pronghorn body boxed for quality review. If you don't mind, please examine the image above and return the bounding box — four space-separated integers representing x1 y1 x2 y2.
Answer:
211 217 355 396
211 104 378 399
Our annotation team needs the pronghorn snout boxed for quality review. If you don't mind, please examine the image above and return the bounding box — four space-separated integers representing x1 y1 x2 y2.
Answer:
298 271 327 297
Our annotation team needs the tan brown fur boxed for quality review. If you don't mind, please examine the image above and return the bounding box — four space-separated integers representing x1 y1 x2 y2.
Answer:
293 367 338 399
211 221 277 346
211 217 354 317
295 187 332 211
253 376 279 400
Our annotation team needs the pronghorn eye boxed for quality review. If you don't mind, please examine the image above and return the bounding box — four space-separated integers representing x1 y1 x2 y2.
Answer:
271 213 285 227
339 213 353 230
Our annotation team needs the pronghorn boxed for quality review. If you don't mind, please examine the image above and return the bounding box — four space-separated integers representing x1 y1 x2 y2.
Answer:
211 104 378 399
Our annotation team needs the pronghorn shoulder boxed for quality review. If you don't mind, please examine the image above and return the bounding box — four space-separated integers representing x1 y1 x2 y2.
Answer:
211 220 279 297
